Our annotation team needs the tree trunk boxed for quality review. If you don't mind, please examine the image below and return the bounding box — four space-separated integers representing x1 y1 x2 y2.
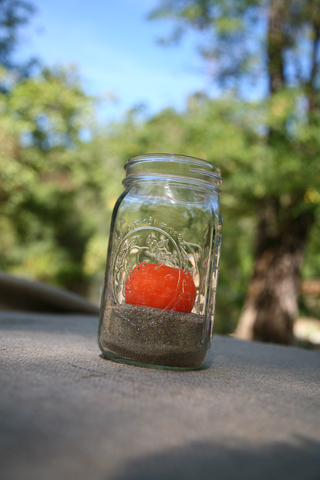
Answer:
234 0 317 344
267 0 286 93
235 199 315 344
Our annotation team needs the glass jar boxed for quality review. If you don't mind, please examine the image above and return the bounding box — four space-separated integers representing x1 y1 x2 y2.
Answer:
98 153 222 370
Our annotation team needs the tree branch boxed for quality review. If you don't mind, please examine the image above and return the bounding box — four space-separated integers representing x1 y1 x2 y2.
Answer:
267 0 286 93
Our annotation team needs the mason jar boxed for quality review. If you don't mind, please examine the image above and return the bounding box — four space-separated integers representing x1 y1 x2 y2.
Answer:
98 153 222 370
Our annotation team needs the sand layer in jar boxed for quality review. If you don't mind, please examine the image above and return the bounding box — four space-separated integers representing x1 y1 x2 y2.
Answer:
99 304 209 368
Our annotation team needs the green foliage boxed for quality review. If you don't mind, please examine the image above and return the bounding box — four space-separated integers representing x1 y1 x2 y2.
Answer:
0 66 106 293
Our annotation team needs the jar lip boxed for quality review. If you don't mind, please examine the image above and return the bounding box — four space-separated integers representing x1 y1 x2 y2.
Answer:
124 153 222 188
126 153 221 174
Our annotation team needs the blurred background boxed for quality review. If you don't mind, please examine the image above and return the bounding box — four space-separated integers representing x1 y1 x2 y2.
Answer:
1 0 320 347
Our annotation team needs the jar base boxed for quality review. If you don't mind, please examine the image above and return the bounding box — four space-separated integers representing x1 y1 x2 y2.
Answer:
100 350 206 371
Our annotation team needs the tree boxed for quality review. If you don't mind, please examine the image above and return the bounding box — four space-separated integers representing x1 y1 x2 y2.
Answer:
0 0 129 298
0 66 97 292
149 0 320 343
0 0 36 74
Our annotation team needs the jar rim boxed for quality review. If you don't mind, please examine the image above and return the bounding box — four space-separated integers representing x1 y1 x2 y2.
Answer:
124 153 222 190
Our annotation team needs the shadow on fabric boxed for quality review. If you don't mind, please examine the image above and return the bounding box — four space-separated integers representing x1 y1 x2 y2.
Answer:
109 437 320 480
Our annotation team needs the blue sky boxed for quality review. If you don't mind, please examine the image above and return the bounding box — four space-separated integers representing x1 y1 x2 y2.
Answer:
18 0 213 123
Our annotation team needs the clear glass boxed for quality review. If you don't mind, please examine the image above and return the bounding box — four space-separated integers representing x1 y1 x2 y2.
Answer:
98 153 222 370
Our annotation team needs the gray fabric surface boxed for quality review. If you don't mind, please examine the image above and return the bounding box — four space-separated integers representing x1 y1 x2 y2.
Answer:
1 309 320 480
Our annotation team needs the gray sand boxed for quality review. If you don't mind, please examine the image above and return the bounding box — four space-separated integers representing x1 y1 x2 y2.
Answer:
99 304 209 368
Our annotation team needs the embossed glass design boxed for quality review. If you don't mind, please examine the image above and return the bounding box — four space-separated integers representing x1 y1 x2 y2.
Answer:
98 153 222 370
